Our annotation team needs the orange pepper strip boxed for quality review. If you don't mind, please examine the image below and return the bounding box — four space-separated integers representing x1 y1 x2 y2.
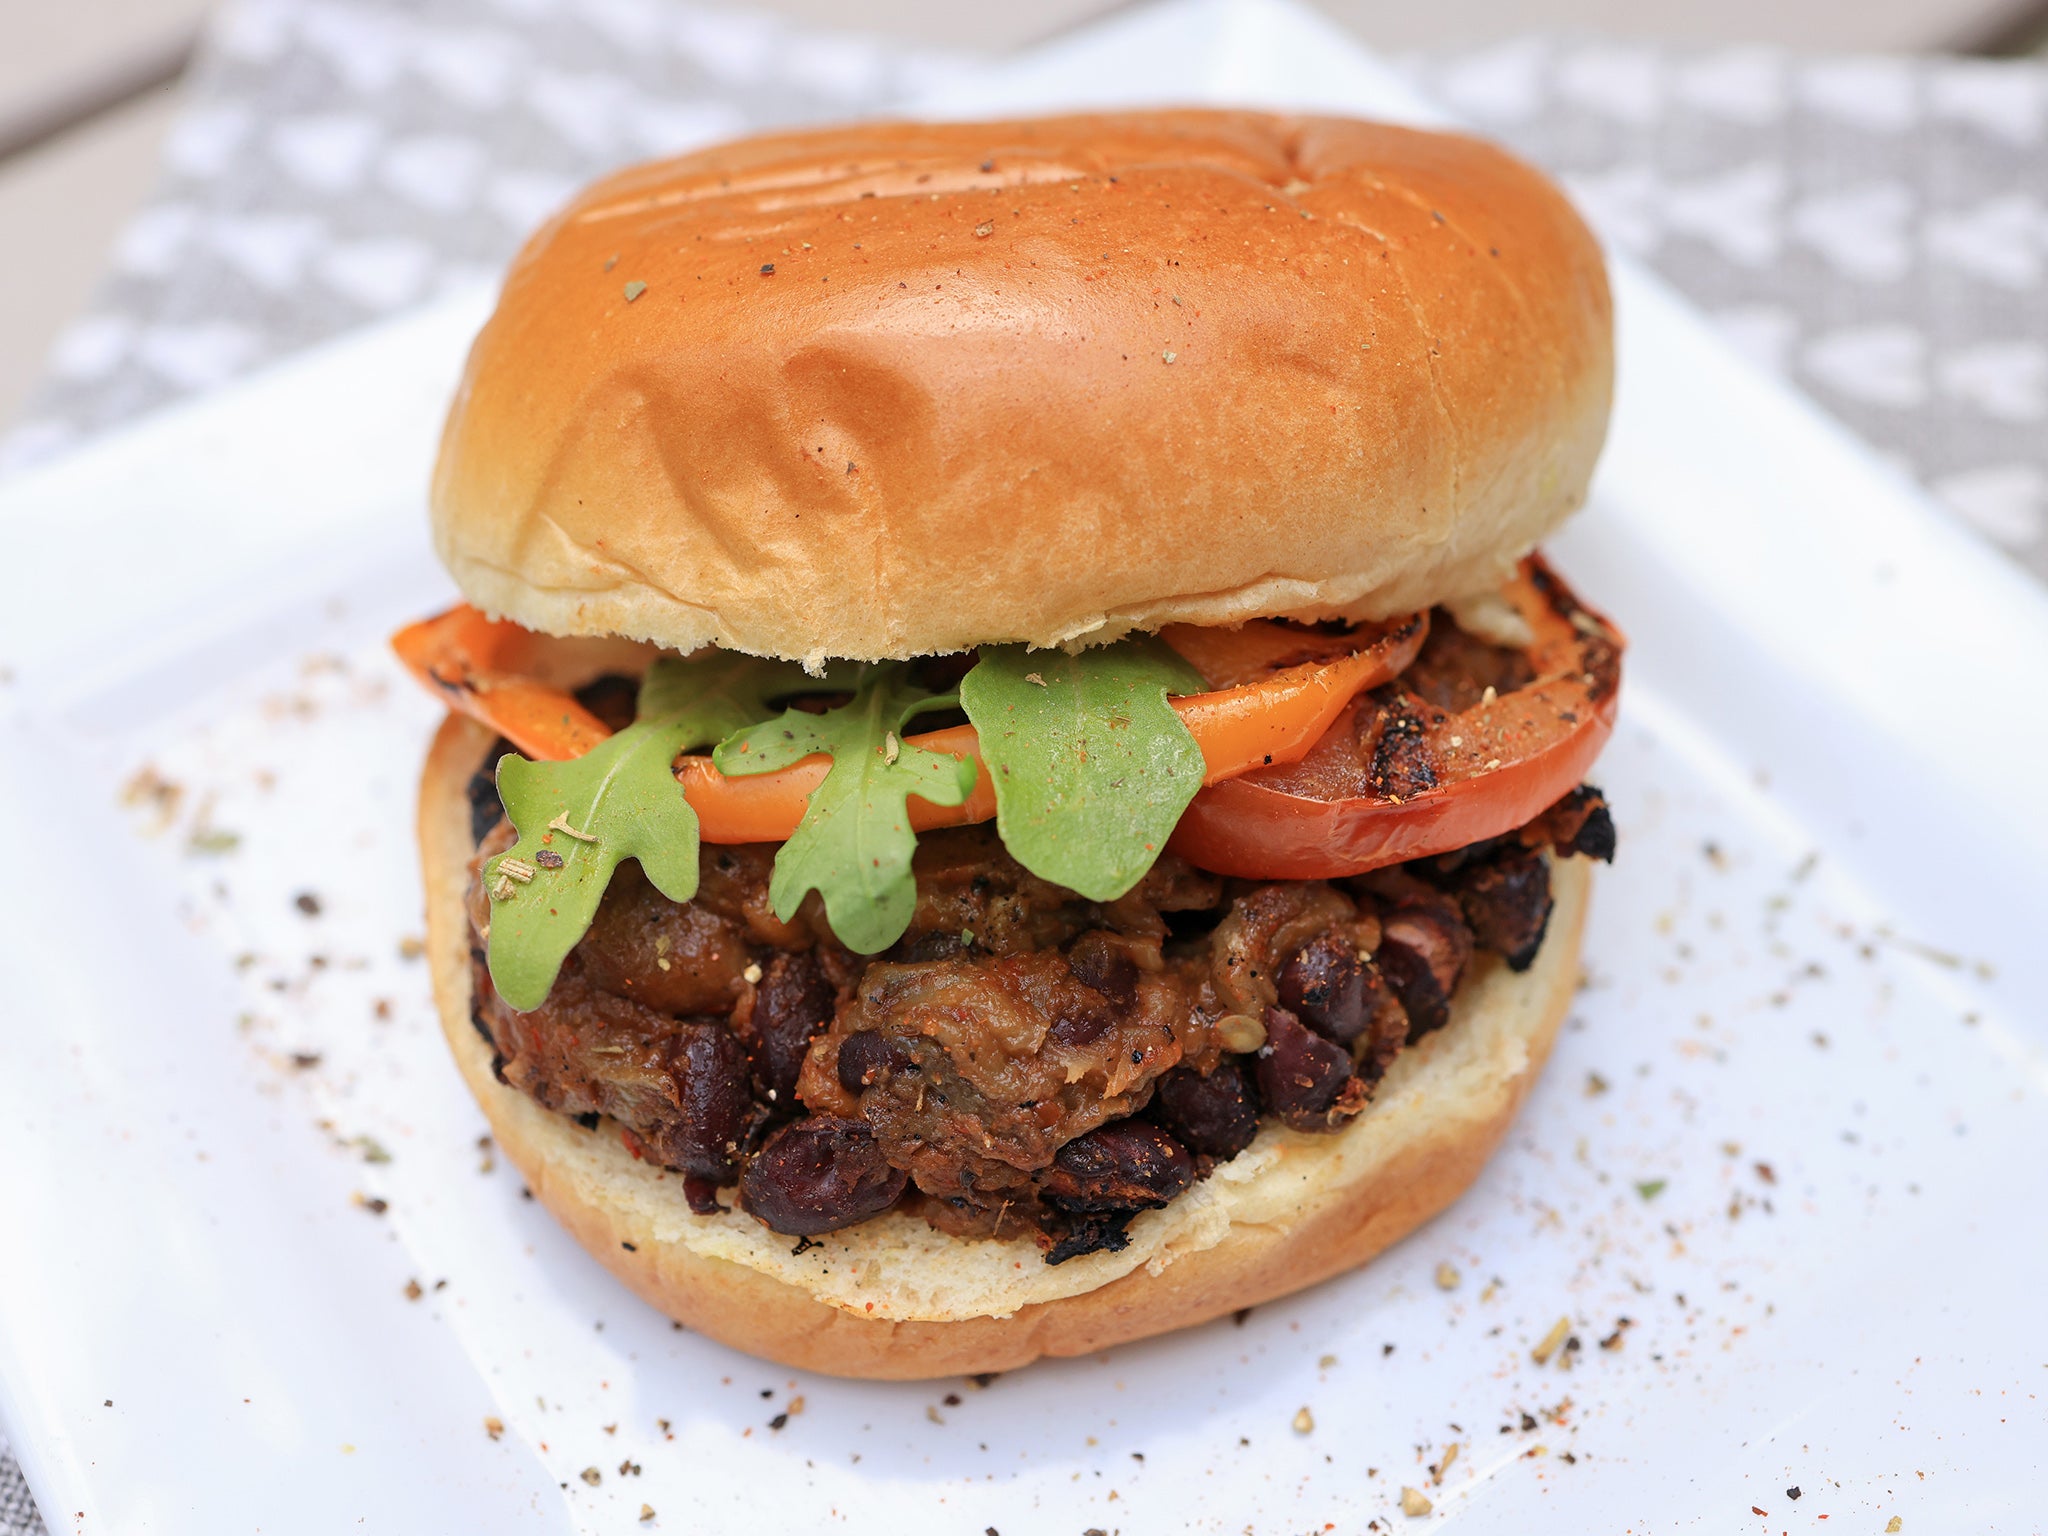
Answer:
392 605 1428 842
392 606 611 761
681 627 1428 842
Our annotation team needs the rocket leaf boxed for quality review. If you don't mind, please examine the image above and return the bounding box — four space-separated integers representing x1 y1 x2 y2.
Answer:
713 666 976 953
482 652 824 1011
958 638 1206 901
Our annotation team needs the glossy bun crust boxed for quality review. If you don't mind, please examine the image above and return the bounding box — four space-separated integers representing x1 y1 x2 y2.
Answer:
421 716 1588 1379
431 110 1612 665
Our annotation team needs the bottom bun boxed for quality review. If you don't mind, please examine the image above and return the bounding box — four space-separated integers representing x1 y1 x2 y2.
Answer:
421 716 1589 1380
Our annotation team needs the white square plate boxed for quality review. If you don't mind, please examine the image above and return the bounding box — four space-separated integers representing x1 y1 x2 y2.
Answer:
3 2 2044 1530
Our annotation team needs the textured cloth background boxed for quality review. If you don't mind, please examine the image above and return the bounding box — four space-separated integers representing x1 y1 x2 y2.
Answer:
0 1443 35 1536
2 2 2045 1528
1406 40 2048 567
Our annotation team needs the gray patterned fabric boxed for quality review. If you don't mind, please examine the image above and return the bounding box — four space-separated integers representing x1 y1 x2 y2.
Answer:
1403 40 2048 569
0 0 966 471
1 5 2044 1529
0 1436 38 1536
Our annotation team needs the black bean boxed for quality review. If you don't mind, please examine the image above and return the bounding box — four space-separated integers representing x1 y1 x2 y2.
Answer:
1255 1006 1359 1132
465 740 515 846
896 931 968 962
1376 904 1473 1036
1150 1061 1259 1159
740 1118 908 1235
1067 931 1139 1011
836 1029 913 1093
1276 934 1383 1046
668 1022 752 1182
749 952 836 1103
1048 1003 1113 1053
1040 1120 1194 1213
1352 981 1414 1089
1451 845 1554 972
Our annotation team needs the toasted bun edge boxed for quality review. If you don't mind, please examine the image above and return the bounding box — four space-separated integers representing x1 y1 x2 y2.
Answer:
430 110 1613 664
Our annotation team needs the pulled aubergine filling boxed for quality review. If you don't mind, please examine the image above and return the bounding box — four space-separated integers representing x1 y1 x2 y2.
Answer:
462 620 1617 1265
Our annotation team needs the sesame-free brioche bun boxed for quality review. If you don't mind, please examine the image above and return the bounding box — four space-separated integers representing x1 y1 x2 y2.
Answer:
431 110 1612 667
421 714 1589 1379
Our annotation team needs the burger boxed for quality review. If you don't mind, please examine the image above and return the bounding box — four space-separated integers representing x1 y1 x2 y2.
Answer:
395 110 1621 1380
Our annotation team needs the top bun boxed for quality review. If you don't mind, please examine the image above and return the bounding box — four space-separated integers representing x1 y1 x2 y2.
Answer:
432 110 1612 665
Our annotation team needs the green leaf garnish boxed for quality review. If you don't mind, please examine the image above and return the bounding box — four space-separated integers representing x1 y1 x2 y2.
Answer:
483 653 820 1010
481 637 1210 993
959 638 1207 902
713 666 976 953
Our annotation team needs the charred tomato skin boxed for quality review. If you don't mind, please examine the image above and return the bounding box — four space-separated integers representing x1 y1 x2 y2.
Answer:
1169 559 1622 881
